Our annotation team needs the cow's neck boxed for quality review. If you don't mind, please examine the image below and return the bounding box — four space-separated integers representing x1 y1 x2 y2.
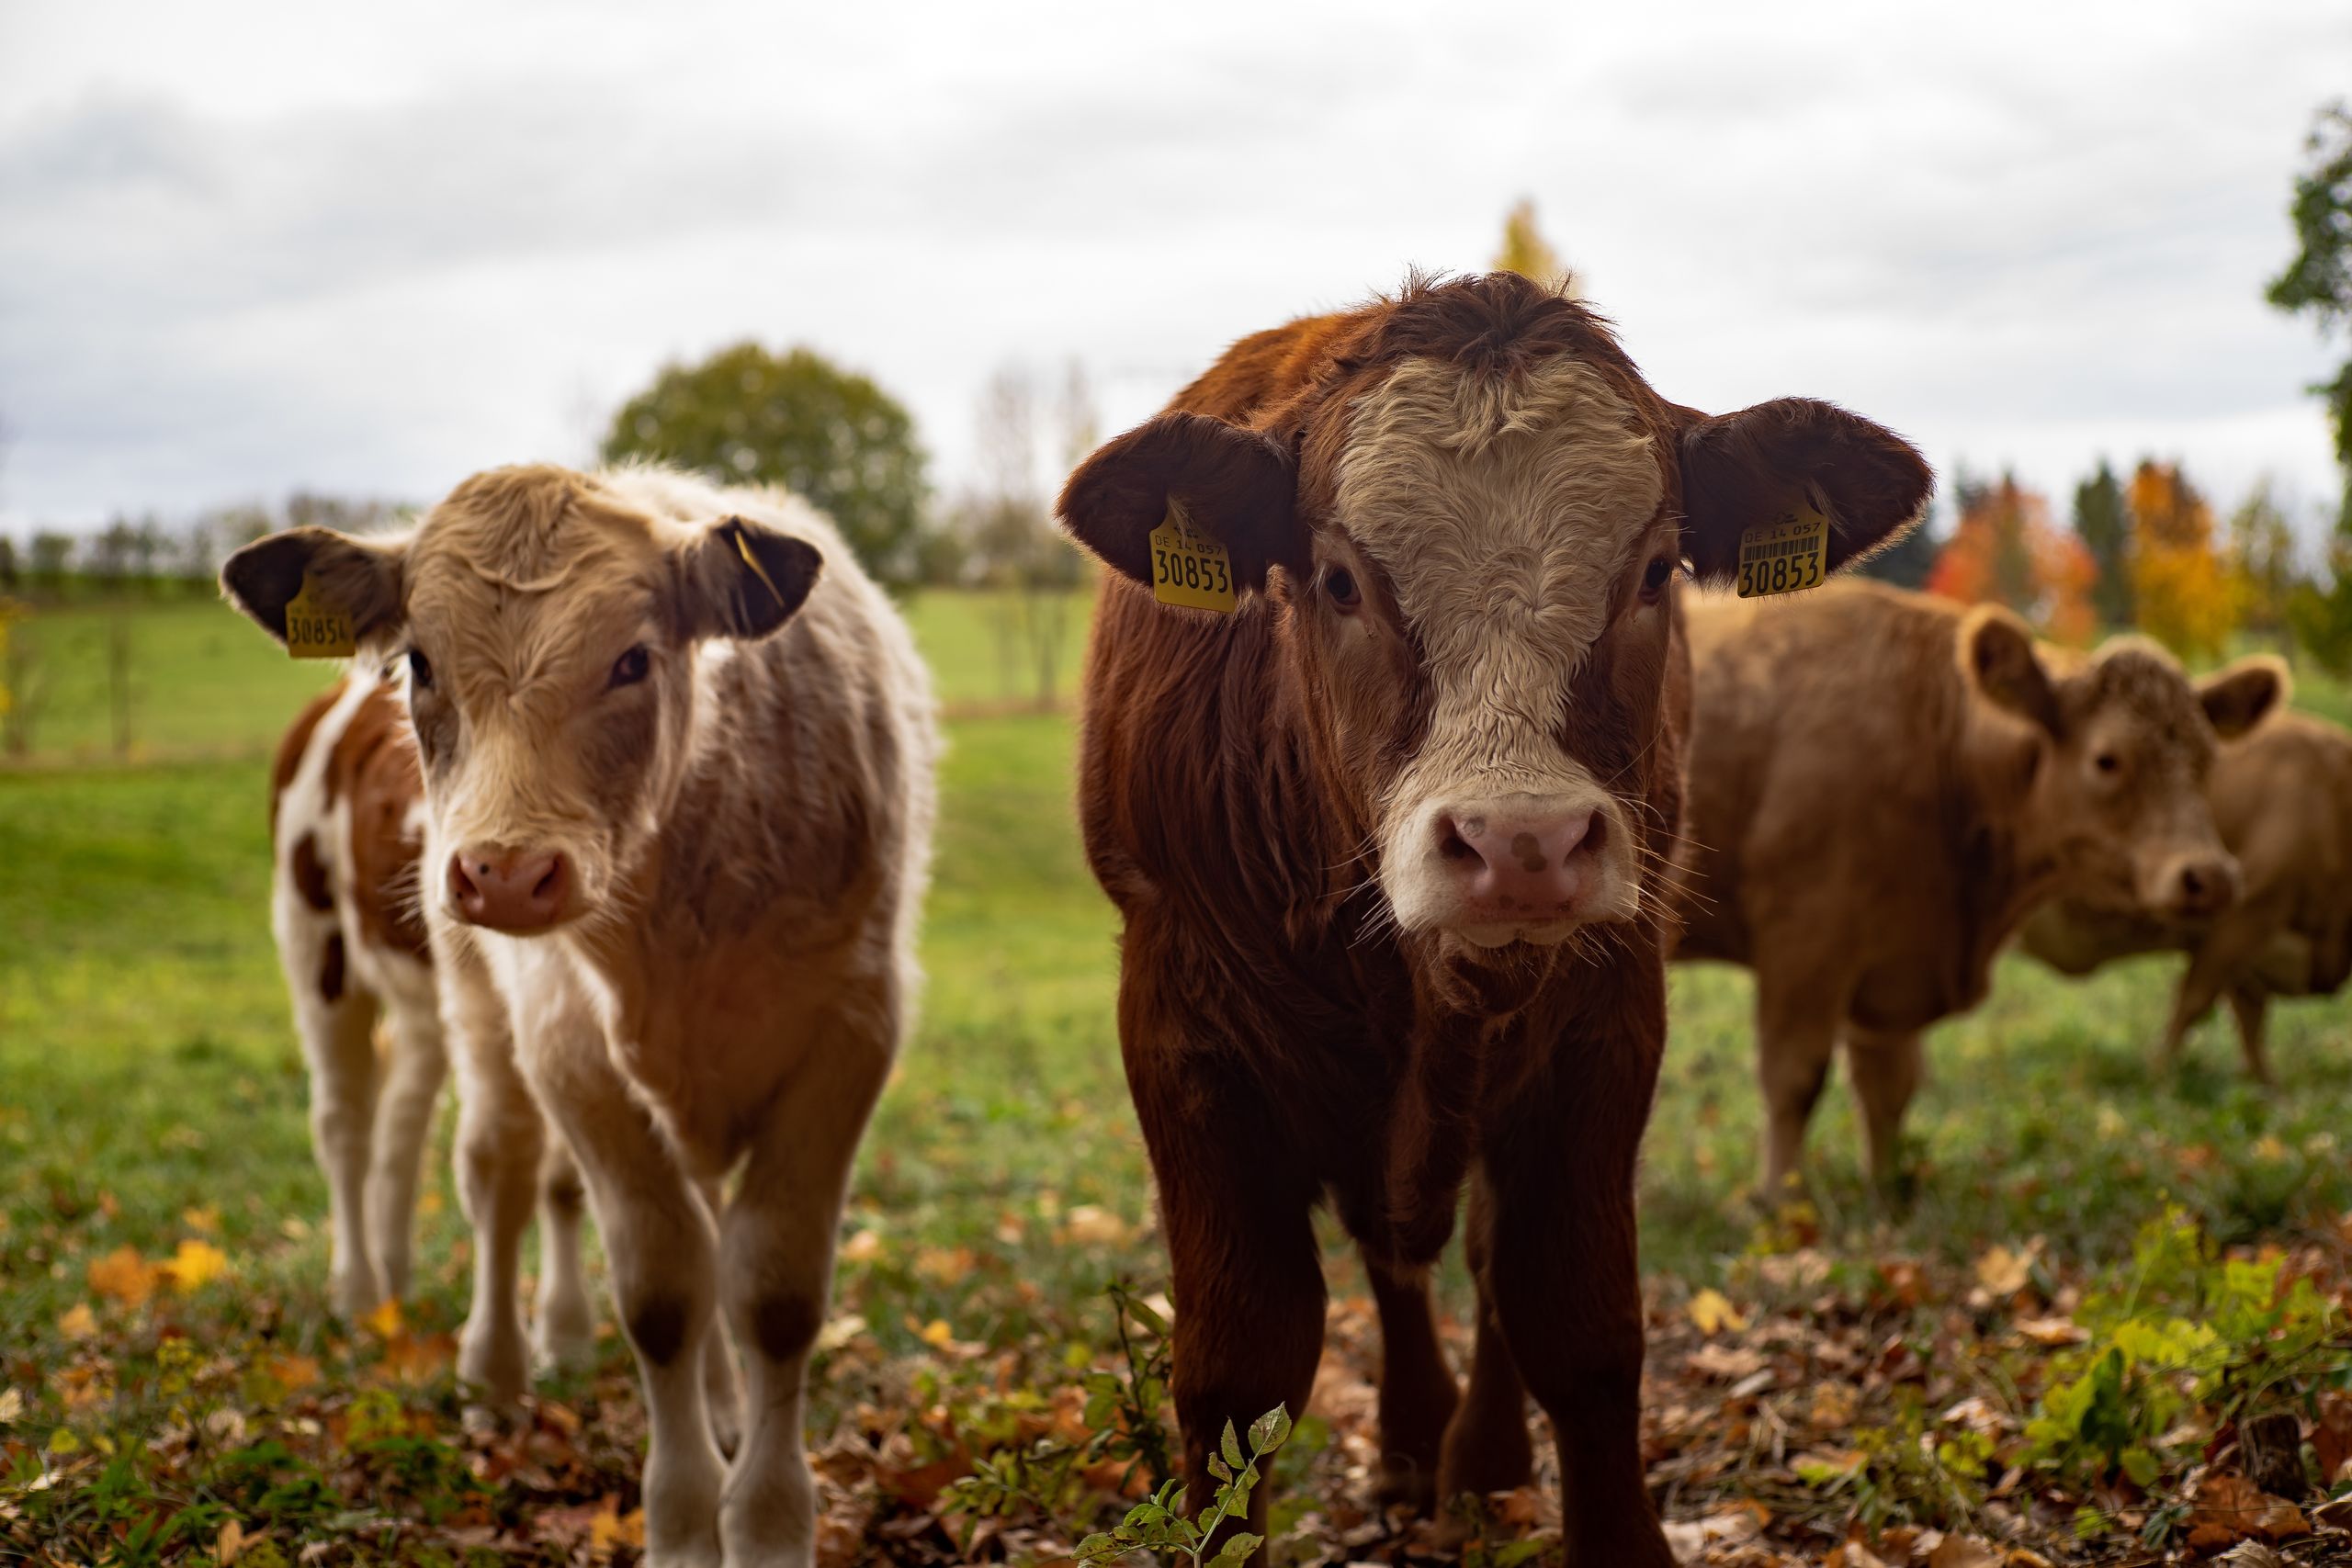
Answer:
1952 711 2064 976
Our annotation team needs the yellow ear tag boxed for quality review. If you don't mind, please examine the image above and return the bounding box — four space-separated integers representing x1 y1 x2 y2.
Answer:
284 573 356 659
1736 502 1831 599
1148 499 1237 613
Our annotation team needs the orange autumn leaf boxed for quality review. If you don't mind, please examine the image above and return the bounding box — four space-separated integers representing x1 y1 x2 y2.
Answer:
363 1297 404 1339
86 1245 159 1307
56 1302 98 1340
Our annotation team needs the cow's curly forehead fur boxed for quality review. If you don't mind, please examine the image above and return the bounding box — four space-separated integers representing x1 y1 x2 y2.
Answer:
2068 638 2217 764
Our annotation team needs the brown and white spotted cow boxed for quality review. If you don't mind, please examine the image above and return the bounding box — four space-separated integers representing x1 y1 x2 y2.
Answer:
1671 581 2281 1195
2019 682 2348 1083
227 463 937 1568
266 671 592 1356
1058 273 1930 1564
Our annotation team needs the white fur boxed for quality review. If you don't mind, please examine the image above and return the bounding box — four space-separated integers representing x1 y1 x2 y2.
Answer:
1334 357 1663 942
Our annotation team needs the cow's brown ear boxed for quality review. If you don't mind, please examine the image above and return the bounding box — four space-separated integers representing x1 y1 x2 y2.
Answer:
220 527 406 648
1057 412 1303 595
676 515 822 640
1678 399 1932 584
2198 655 2290 739
1960 604 2063 734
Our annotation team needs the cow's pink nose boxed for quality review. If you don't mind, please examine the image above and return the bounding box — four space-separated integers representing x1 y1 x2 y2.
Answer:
447 846 571 932
1437 807 1601 919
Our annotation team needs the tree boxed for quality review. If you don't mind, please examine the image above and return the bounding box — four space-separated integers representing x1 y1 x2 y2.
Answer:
602 343 931 591
1926 472 2097 642
2226 479 2298 640
2128 460 2237 662
1494 199 1571 291
2073 460 2132 628
27 533 72 601
2267 101 2352 670
957 362 1089 708
1855 515 1939 589
0 537 17 594
2266 101 2352 532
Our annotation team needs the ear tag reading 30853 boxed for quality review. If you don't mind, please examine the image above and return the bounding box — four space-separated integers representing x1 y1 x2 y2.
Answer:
1736 501 1830 599
1149 499 1237 614
284 572 356 659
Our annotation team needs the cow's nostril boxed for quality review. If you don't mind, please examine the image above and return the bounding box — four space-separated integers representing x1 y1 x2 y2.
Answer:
1438 823 1478 862
2181 869 2204 898
532 858 565 904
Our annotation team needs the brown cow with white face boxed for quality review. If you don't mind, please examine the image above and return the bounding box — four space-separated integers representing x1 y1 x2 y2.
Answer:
1061 273 1929 1563
227 463 937 1568
1672 580 2280 1195
2019 686 2349 1083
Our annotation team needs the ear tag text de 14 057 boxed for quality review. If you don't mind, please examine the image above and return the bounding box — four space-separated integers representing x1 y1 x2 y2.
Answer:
1148 499 1237 614
1736 502 1830 599
284 573 356 659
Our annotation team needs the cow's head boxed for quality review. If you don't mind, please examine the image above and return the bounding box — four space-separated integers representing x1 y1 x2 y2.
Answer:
1060 274 1930 956
222 464 820 936
1960 610 2283 919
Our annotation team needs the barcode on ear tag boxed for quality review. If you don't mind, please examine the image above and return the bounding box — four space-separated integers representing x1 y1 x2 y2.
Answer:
1148 500 1237 613
1736 503 1830 599
285 573 356 659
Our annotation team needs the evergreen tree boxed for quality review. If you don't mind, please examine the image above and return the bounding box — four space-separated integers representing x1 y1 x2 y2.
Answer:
2072 459 2132 628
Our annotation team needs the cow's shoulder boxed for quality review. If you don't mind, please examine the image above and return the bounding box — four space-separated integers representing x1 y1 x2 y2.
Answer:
271 677 348 833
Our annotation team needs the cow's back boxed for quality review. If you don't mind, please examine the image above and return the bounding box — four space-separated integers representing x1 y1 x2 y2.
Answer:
271 671 430 979
1675 582 1977 969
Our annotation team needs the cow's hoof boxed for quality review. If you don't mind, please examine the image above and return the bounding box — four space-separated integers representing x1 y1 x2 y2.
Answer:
329 1267 385 1322
1374 1452 1439 1513
458 1325 529 1407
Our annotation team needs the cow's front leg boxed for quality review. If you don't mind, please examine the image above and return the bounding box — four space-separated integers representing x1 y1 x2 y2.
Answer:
1844 1027 1923 1197
1480 1025 1671 1567
1361 1246 1459 1512
531 1048 725 1568
717 1010 890 1566
532 1139 596 1371
368 989 448 1303
1439 1173 1532 1500
447 960 542 1405
1753 962 1844 1197
1130 1061 1324 1561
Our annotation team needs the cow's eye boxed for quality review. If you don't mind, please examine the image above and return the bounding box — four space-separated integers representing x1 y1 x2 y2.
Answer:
2093 750 2120 775
1326 568 1362 611
1640 556 1677 604
407 649 434 691
609 646 651 689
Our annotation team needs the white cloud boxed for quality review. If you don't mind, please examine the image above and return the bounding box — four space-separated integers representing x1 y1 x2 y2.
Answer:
0 0 2344 539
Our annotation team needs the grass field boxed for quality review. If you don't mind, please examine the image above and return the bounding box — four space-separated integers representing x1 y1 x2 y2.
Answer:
4 592 2350 1564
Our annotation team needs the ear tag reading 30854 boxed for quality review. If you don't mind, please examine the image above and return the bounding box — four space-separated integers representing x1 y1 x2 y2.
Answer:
284 572 356 659
1149 499 1237 614
1736 501 1831 599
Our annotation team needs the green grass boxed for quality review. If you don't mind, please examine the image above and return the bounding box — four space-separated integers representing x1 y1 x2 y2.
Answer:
4 592 2350 1562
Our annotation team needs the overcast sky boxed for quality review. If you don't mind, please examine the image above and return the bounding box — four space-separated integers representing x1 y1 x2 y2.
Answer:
2 0 2346 540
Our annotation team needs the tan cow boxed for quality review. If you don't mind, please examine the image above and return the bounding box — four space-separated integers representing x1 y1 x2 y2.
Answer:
225 463 937 1568
1672 579 2281 1194
2018 695 2350 1082
266 673 593 1368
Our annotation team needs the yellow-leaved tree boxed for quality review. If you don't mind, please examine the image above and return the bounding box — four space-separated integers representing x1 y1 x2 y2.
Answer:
2129 461 2240 661
1494 199 1571 291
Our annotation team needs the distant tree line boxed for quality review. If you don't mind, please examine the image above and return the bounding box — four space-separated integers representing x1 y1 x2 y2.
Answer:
0 494 409 606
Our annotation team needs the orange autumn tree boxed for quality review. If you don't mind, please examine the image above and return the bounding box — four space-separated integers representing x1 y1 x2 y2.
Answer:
2129 460 2240 661
1926 474 2098 642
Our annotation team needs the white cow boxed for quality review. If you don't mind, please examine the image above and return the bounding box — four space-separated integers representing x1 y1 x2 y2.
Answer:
227 463 937 1567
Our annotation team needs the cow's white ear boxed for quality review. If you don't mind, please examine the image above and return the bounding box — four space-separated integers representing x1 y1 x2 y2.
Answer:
1679 399 1932 585
2199 655 2289 739
220 527 407 647
1960 604 2062 734
677 516 822 640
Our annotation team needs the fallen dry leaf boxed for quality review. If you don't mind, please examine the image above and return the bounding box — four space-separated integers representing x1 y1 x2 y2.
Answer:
2188 1473 2309 1551
1687 1287 1748 1336
86 1245 159 1307
55 1303 97 1340
1973 1244 2030 1298
1058 1204 1134 1247
1925 1534 2002 1568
